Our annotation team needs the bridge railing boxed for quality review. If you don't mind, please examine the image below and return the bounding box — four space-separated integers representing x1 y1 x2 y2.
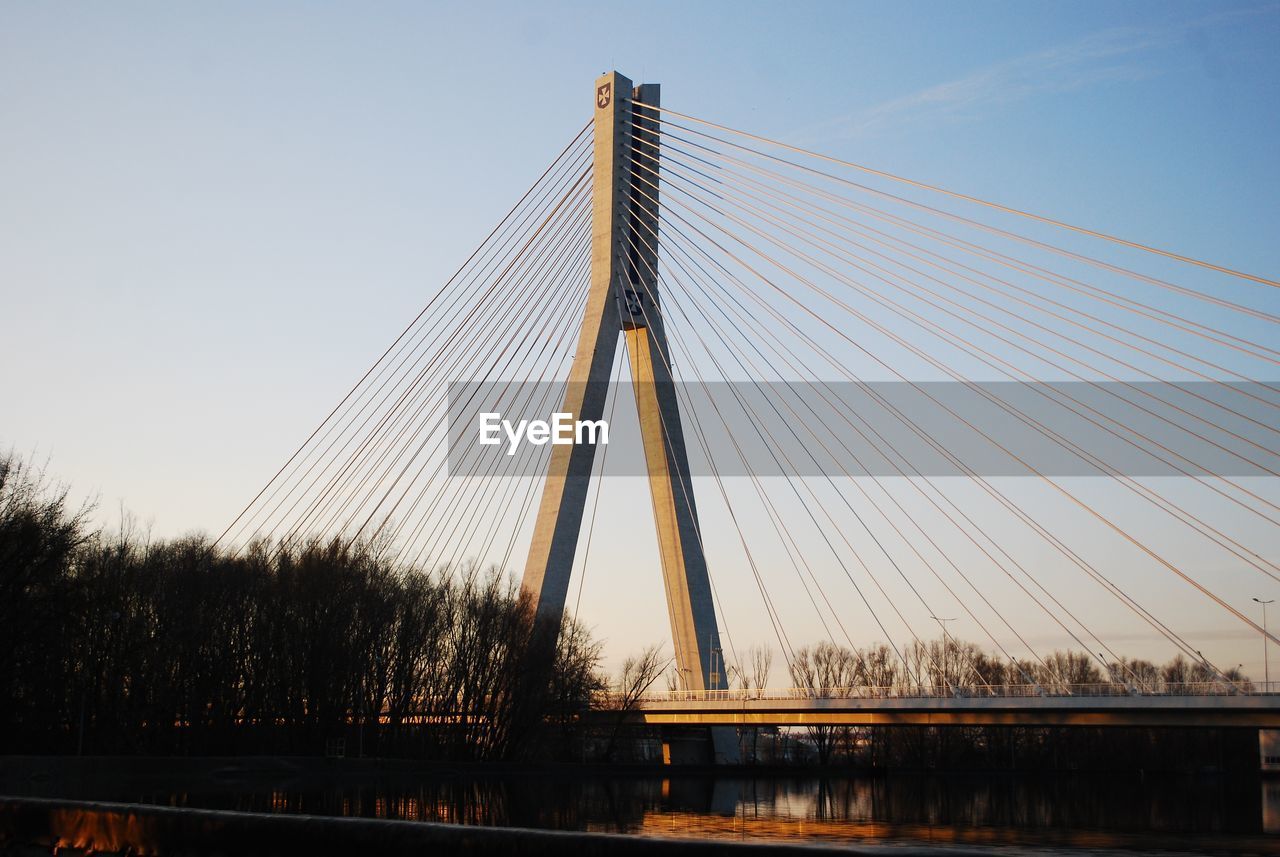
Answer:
624 680 1280 705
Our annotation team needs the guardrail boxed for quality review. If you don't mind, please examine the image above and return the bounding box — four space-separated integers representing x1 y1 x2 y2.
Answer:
607 680 1280 706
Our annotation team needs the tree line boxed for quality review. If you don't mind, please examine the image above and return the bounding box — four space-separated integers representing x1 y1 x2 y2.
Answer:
0 453 604 759
776 638 1246 696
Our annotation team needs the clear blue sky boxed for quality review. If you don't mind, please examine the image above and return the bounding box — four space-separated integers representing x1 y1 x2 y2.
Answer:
3 1 1278 675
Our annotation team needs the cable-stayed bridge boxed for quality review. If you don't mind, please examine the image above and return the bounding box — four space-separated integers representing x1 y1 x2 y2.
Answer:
214 73 1280 745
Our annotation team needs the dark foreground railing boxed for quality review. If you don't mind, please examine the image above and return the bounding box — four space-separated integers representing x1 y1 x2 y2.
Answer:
0 795 990 856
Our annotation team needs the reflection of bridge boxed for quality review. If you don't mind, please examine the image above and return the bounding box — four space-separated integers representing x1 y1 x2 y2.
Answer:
217 72 1280 759
622 683 1280 728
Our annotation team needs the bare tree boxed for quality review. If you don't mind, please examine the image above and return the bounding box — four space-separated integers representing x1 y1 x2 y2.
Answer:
602 644 670 761
789 642 859 763
1039 650 1105 691
742 645 773 762
614 644 670 707
749 645 774 697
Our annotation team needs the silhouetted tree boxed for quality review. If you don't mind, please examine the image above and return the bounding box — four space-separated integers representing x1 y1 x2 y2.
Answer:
0 451 605 760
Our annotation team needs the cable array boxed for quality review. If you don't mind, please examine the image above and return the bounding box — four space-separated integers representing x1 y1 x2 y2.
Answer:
216 122 595 573
619 98 1278 685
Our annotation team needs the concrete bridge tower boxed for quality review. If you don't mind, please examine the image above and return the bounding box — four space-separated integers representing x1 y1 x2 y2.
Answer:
519 72 734 761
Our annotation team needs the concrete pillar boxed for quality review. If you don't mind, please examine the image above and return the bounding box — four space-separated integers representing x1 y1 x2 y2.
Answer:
520 73 738 764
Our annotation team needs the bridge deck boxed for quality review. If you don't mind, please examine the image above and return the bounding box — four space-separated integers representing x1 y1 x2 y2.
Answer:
624 685 1280 728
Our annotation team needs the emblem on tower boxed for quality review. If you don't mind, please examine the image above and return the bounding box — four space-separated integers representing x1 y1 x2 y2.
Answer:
596 82 612 109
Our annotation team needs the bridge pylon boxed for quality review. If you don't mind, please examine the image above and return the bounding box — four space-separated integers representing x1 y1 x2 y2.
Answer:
520 73 733 759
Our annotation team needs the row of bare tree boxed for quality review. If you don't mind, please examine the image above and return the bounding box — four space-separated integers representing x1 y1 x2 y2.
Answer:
778 638 1245 696
663 639 1245 702
0 453 603 759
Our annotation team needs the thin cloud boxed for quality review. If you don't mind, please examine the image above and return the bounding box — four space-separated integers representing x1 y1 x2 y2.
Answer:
795 9 1272 144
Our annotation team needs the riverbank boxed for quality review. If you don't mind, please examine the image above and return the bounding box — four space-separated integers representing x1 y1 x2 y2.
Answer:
1 755 1274 854
3 790 1278 857
1 795 967 856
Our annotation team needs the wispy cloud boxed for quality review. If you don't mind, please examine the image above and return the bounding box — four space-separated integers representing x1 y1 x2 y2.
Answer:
794 8 1272 144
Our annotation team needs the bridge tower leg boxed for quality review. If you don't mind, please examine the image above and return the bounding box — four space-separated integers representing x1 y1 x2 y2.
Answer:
520 72 738 764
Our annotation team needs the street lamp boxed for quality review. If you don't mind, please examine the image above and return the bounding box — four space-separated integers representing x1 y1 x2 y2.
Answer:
708 635 723 692
1254 597 1274 686
930 616 956 639
674 666 693 697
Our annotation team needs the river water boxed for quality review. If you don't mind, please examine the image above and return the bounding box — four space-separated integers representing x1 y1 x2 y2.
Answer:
8 764 1278 854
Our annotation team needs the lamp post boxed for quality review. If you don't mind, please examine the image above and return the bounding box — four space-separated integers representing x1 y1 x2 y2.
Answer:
708 637 723 692
678 666 693 696
930 616 958 693
1254 597 1274 687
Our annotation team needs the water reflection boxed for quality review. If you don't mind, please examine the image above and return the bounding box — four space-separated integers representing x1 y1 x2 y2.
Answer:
11 769 1279 853
1266 779 1280 835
